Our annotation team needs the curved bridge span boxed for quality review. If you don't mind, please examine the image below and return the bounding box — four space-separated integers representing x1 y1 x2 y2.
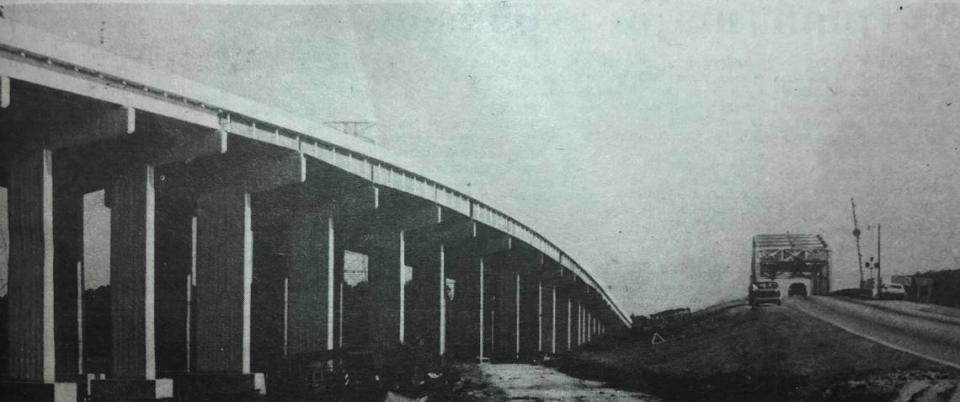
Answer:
0 21 627 401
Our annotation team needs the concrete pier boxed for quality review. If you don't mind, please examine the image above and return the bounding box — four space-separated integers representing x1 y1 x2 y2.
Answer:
2 149 78 401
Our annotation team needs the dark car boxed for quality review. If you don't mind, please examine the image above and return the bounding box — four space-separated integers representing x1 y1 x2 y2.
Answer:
788 283 808 297
749 281 781 307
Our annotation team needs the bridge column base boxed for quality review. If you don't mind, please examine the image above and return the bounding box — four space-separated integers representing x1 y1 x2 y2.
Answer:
170 373 265 402
0 381 77 402
90 378 172 402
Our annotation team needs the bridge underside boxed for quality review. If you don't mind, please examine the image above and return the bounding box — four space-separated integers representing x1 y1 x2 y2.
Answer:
0 73 622 401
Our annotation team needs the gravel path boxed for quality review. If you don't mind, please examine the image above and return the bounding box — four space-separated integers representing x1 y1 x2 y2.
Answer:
478 363 659 401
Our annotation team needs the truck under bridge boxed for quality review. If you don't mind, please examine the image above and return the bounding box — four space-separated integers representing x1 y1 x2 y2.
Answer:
752 234 831 296
0 21 629 402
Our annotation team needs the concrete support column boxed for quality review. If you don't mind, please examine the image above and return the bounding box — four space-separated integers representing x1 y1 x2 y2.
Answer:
195 190 252 373
107 164 158 379
155 200 193 374
286 213 335 354
479 258 486 360
575 303 580 346
585 310 590 343
586 308 591 343
584 308 589 344
566 297 573 350
1 149 78 402
367 227 403 367
439 244 446 357
553 288 566 353
514 273 520 359
518 270 539 359
248 220 287 376
170 190 265 400
444 249 480 361
52 161 83 382
90 164 173 401
582 310 586 344
550 287 557 354
537 281 542 353
334 245 345 349
482 254 500 360
7 149 56 383
574 302 579 347
587 310 593 343
587 312 597 342
540 284 554 355
586 308 591 344
491 253 515 361
406 236 444 361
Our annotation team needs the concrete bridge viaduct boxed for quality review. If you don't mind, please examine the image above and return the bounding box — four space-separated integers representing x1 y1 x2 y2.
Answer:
0 22 629 401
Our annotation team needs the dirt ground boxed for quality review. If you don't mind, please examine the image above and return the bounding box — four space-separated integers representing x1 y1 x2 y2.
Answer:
556 299 958 401
477 363 659 401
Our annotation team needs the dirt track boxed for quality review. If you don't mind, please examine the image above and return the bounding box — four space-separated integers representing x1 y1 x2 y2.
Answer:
479 363 658 401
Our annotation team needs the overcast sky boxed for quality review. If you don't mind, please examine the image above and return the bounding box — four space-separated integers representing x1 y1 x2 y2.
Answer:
2 1 959 315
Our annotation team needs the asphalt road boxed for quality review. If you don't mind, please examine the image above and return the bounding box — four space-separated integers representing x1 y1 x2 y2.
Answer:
789 296 960 370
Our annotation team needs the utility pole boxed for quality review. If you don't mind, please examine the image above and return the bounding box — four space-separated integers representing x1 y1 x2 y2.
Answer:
876 224 882 294
851 198 864 288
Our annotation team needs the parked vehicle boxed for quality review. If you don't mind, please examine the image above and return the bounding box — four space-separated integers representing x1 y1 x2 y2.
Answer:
749 281 781 306
880 283 907 300
788 283 808 297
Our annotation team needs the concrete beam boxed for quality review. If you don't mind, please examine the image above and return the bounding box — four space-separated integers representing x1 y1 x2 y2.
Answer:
340 203 441 237
44 110 228 201
411 219 512 259
158 151 306 200
250 158 376 226
0 79 133 152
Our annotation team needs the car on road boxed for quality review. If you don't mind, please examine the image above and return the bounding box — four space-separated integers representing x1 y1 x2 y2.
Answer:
880 283 907 300
788 283 808 297
749 281 781 306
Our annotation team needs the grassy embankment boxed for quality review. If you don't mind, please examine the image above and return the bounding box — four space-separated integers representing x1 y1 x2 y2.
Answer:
553 300 956 401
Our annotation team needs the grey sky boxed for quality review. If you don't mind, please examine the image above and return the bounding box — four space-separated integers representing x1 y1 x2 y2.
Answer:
1 1 959 315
